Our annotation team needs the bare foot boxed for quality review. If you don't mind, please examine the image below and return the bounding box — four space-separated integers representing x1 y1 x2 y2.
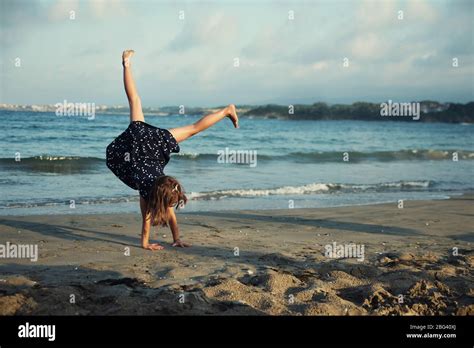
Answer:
122 49 135 67
142 243 164 251
225 104 239 128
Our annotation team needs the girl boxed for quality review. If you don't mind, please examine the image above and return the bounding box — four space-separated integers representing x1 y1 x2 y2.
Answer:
106 50 239 251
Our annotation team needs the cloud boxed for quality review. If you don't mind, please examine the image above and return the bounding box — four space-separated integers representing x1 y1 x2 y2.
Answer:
48 0 79 21
406 0 438 22
0 0 472 105
355 0 399 29
350 32 387 60
48 0 126 21
166 12 238 52
0 0 46 47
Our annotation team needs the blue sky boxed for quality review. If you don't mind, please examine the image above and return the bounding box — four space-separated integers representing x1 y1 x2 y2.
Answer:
1 0 473 107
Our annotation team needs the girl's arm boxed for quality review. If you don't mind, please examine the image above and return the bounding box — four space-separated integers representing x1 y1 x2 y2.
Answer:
168 207 191 247
139 197 163 250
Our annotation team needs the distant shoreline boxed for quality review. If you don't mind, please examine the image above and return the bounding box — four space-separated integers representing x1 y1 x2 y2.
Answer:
1 101 472 123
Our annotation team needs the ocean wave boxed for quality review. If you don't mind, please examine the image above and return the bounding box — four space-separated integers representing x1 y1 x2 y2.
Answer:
174 152 273 160
0 180 439 209
0 155 104 162
0 195 138 209
0 149 471 174
189 180 435 200
173 149 474 162
0 155 104 174
288 149 474 162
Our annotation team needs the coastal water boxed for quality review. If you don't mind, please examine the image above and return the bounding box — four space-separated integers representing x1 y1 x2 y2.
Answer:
0 111 472 215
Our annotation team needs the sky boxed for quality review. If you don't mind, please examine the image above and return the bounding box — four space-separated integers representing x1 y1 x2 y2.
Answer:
0 0 473 107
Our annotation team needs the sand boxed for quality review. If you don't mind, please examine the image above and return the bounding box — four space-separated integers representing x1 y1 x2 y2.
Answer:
0 195 472 315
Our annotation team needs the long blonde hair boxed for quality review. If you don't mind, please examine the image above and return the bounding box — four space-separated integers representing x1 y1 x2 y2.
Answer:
146 176 187 226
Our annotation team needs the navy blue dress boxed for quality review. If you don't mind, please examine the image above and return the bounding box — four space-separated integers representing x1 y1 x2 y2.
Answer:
106 121 180 199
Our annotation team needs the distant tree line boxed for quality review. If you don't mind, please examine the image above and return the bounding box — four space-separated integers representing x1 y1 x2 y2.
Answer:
242 101 474 123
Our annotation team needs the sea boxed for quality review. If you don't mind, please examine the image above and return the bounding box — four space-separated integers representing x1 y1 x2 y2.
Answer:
0 111 472 216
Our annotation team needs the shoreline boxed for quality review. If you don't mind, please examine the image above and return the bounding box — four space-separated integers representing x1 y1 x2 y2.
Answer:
0 191 466 218
0 194 472 315
2 102 473 123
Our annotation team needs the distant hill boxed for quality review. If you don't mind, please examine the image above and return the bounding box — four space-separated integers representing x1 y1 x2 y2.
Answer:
242 101 474 123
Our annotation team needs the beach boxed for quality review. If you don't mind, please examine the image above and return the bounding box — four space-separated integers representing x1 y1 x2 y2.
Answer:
0 194 472 316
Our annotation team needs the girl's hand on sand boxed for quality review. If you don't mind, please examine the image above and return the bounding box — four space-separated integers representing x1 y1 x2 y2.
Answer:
142 243 164 251
172 240 191 248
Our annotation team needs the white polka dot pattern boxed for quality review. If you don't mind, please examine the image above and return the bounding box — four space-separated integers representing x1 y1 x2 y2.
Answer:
106 121 180 199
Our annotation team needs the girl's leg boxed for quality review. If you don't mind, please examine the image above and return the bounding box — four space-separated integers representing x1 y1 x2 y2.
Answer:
122 50 145 123
170 104 239 143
